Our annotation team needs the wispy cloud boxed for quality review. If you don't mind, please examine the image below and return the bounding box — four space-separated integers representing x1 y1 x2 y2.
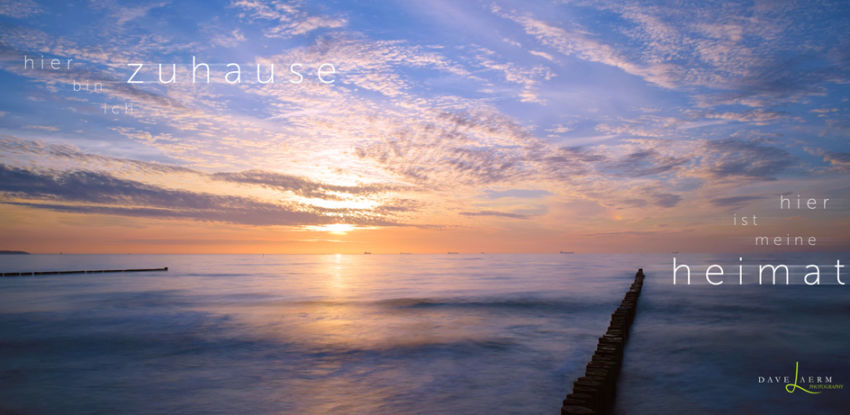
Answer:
491 5 681 89
482 189 551 199
703 138 794 180
211 28 246 48
0 0 41 18
232 0 346 38
710 195 766 209
0 163 399 226
212 170 400 200
93 0 170 27
459 210 529 219
810 149 850 172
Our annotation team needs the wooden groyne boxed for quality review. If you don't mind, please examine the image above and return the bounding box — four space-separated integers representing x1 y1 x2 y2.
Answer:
561 268 645 415
1 267 168 277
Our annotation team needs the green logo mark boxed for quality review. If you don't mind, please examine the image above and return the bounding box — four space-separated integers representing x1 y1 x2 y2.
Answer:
785 361 821 395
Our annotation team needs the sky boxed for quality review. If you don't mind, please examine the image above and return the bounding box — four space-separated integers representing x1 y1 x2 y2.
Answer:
0 0 849 254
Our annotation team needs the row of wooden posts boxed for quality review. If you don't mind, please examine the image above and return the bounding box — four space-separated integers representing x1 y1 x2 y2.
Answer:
561 268 645 415
1 267 168 277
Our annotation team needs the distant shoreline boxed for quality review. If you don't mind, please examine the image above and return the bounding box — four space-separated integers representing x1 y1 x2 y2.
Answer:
0 250 30 255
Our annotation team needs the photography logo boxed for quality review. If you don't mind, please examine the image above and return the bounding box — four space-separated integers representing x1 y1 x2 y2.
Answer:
758 362 845 394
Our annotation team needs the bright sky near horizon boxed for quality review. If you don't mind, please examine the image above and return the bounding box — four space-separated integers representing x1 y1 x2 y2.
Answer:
0 0 848 254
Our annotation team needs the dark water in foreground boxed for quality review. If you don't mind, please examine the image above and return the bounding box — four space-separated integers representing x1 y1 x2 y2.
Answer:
0 253 848 414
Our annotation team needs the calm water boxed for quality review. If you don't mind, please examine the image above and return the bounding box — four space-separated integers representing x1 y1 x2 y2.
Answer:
0 253 847 414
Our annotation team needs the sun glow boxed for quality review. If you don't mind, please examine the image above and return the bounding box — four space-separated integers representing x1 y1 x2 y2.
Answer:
305 223 358 234
303 196 380 211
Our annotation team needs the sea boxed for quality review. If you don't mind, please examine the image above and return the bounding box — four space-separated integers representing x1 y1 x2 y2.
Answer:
0 253 847 414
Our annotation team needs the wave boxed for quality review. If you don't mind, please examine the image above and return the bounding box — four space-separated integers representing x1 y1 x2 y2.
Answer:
376 297 603 311
304 338 521 360
274 296 613 315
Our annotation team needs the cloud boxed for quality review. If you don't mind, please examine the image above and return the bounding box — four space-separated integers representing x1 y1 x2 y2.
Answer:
0 0 41 18
211 29 246 47
482 189 552 199
810 108 838 114
91 0 170 26
212 169 399 199
458 210 528 219
706 109 788 126
545 124 572 135
529 50 554 62
23 125 59 132
492 5 681 88
651 192 681 208
273 34 469 97
715 49 850 105
232 0 346 38
703 138 794 179
0 135 192 175
536 146 605 181
609 149 688 177
821 151 850 172
352 108 541 186
596 123 664 138
493 0 849 109
0 164 398 226
710 195 765 208
621 198 648 208
471 47 554 103
284 15 347 36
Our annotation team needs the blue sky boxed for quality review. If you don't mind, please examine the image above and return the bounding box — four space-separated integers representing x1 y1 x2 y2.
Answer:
0 0 849 253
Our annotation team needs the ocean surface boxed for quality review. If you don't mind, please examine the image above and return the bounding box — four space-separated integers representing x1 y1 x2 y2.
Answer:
0 253 847 414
